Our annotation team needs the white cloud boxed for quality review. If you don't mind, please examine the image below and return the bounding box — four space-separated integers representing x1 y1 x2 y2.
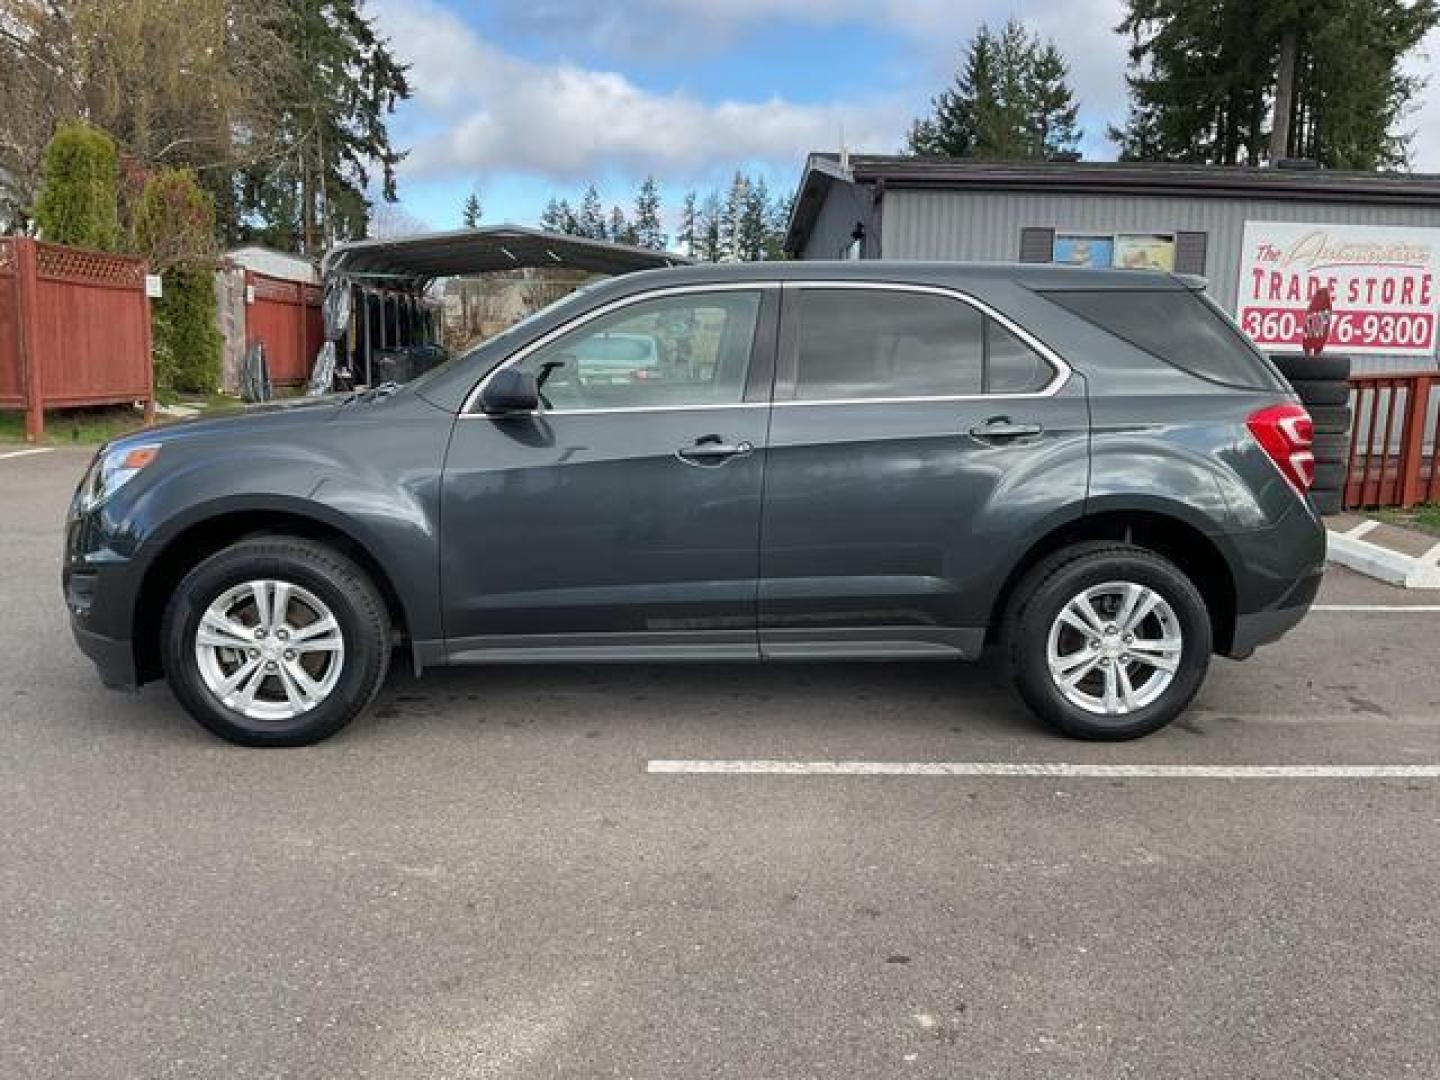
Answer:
489 0 1132 144
372 0 909 184
1402 26 1440 170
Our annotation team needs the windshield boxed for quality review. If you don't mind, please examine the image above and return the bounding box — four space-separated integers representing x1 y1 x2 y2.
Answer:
405 279 607 396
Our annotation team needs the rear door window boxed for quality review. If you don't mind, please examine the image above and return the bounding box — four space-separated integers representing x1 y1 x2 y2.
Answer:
788 288 1056 401
1043 288 1285 390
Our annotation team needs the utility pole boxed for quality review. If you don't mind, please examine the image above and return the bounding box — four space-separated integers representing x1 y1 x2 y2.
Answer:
1270 29 1298 163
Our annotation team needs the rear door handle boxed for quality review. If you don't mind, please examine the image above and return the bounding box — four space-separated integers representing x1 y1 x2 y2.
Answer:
677 436 754 466
969 417 1043 443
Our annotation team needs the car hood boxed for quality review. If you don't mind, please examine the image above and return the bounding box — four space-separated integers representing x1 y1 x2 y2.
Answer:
107 394 346 451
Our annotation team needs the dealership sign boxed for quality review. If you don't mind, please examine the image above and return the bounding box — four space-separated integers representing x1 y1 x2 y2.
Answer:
1236 222 1440 357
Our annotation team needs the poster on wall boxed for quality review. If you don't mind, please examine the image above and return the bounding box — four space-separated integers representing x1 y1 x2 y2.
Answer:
1114 234 1176 271
1236 221 1440 357
1052 234 1114 268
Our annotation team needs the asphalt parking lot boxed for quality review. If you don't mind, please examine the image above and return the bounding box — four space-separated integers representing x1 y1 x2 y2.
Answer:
3 446 1438 1079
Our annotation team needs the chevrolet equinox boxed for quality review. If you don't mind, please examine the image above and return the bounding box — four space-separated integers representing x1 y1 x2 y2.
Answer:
65 262 1326 746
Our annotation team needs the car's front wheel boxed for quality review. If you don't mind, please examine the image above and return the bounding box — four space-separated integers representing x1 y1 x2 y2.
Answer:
1004 542 1212 740
162 538 391 746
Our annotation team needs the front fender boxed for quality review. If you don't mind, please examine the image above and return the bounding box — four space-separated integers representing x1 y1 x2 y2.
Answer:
113 419 449 645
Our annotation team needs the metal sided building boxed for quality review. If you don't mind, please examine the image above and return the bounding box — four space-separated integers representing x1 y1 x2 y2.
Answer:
783 153 1440 372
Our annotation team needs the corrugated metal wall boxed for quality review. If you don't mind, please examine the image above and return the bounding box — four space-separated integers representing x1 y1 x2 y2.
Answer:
882 188 1440 373
801 179 877 261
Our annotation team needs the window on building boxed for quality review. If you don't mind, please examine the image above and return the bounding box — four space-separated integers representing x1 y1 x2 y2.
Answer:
1026 228 1208 276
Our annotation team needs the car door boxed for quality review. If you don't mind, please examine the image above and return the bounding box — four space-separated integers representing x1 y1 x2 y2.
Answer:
758 282 1089 659
440 284 777 661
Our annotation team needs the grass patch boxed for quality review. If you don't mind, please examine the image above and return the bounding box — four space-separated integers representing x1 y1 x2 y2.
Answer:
1376 504 1440 539
0 393 242 445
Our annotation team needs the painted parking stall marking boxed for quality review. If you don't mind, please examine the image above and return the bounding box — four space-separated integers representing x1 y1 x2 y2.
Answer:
647 760 1440 779
0 448 53 461
1311 604 1440 613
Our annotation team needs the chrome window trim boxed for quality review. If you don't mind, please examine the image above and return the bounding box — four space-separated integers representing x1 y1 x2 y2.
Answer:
458 278 1072 419
777 280 1071 405
460 282 776 417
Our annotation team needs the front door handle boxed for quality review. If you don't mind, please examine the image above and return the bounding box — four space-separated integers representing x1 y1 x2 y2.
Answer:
677 435 754 466
969 417 1043 443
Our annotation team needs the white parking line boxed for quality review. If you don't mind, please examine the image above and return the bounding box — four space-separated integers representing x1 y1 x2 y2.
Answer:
1312 604 1440 613
647 760 1440 779
0 447 52 461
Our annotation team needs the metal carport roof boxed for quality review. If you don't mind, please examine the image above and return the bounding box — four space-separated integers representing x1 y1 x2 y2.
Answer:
321 224 689 286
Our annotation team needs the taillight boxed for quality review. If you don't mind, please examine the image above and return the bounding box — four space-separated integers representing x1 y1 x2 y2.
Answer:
1247 403 1315 494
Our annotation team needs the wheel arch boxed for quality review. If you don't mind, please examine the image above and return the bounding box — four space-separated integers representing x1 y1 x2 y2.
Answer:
987 504 1240 656
132 501 416 684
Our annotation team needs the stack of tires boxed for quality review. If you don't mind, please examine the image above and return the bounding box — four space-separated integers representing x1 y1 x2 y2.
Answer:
1271 353 1351 516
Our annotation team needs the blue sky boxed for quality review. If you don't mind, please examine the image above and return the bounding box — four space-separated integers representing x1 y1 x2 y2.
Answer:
367 0 1440 239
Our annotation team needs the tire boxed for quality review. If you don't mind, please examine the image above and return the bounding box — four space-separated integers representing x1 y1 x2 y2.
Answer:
1308 404 1352 435
1311 432 1352 461
161 537 391 746
1287 379 1351 407
1272 354 1351 381
1310 487 1344 516
1003 542 1211 741
1312 461 1347 491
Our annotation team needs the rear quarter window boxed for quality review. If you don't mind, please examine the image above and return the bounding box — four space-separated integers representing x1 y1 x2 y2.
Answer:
1042 288 1286 391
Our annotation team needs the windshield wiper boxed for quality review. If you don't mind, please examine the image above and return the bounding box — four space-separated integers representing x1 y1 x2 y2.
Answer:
342 380 400 406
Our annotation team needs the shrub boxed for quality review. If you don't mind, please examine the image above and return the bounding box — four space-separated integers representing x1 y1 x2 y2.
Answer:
152 265 222 394
32 122 122 250
133 169 221 394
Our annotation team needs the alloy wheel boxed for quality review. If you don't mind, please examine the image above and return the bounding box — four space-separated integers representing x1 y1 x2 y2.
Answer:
1045 581 1182 717
193 579 346 722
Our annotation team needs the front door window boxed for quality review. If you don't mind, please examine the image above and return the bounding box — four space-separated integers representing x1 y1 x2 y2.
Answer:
512 291 762 411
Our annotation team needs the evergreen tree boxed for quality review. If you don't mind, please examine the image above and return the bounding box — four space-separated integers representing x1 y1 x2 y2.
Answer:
764 191 795 262
236 0 411 252
737 175 768 261
1113 0 1438 168
462 191 482 228
676 191 699 257
576 184 606 239
906 19 1081 160
608 204 637 245
720 172 749 260
695 192 723 262
539 197 578 234
32 122 121 250
633 176 665 249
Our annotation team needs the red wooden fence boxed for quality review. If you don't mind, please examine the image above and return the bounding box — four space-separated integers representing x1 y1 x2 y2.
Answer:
1344 372 1440 509
0 237 154 441
246 270 324 386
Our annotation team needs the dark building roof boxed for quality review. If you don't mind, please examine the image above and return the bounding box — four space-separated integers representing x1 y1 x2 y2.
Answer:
322 224 689 287
784 152 1440 255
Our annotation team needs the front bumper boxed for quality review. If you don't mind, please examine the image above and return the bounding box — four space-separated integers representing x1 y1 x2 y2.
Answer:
70 617 138 690
64 509 144 690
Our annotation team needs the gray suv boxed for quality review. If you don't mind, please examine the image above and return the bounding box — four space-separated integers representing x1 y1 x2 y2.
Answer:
64 262 1325 746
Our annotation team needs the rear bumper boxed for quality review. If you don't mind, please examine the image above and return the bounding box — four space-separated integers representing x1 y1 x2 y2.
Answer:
1226 566 1322 658
1218 497 1326 659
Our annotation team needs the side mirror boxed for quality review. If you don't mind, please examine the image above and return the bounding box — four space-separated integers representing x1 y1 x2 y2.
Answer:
479 368 540 414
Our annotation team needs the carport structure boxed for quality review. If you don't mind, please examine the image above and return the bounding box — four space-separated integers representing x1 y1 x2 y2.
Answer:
320 225 689 387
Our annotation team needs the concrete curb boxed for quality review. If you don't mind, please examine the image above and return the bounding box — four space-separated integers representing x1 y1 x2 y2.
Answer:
1326 526 1440 589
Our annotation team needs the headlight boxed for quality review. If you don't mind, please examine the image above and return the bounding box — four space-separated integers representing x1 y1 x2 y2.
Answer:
76 443 161 513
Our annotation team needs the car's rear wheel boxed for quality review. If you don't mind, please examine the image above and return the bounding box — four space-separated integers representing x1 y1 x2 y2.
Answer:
162 538 390 746
1004 543 1211 740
